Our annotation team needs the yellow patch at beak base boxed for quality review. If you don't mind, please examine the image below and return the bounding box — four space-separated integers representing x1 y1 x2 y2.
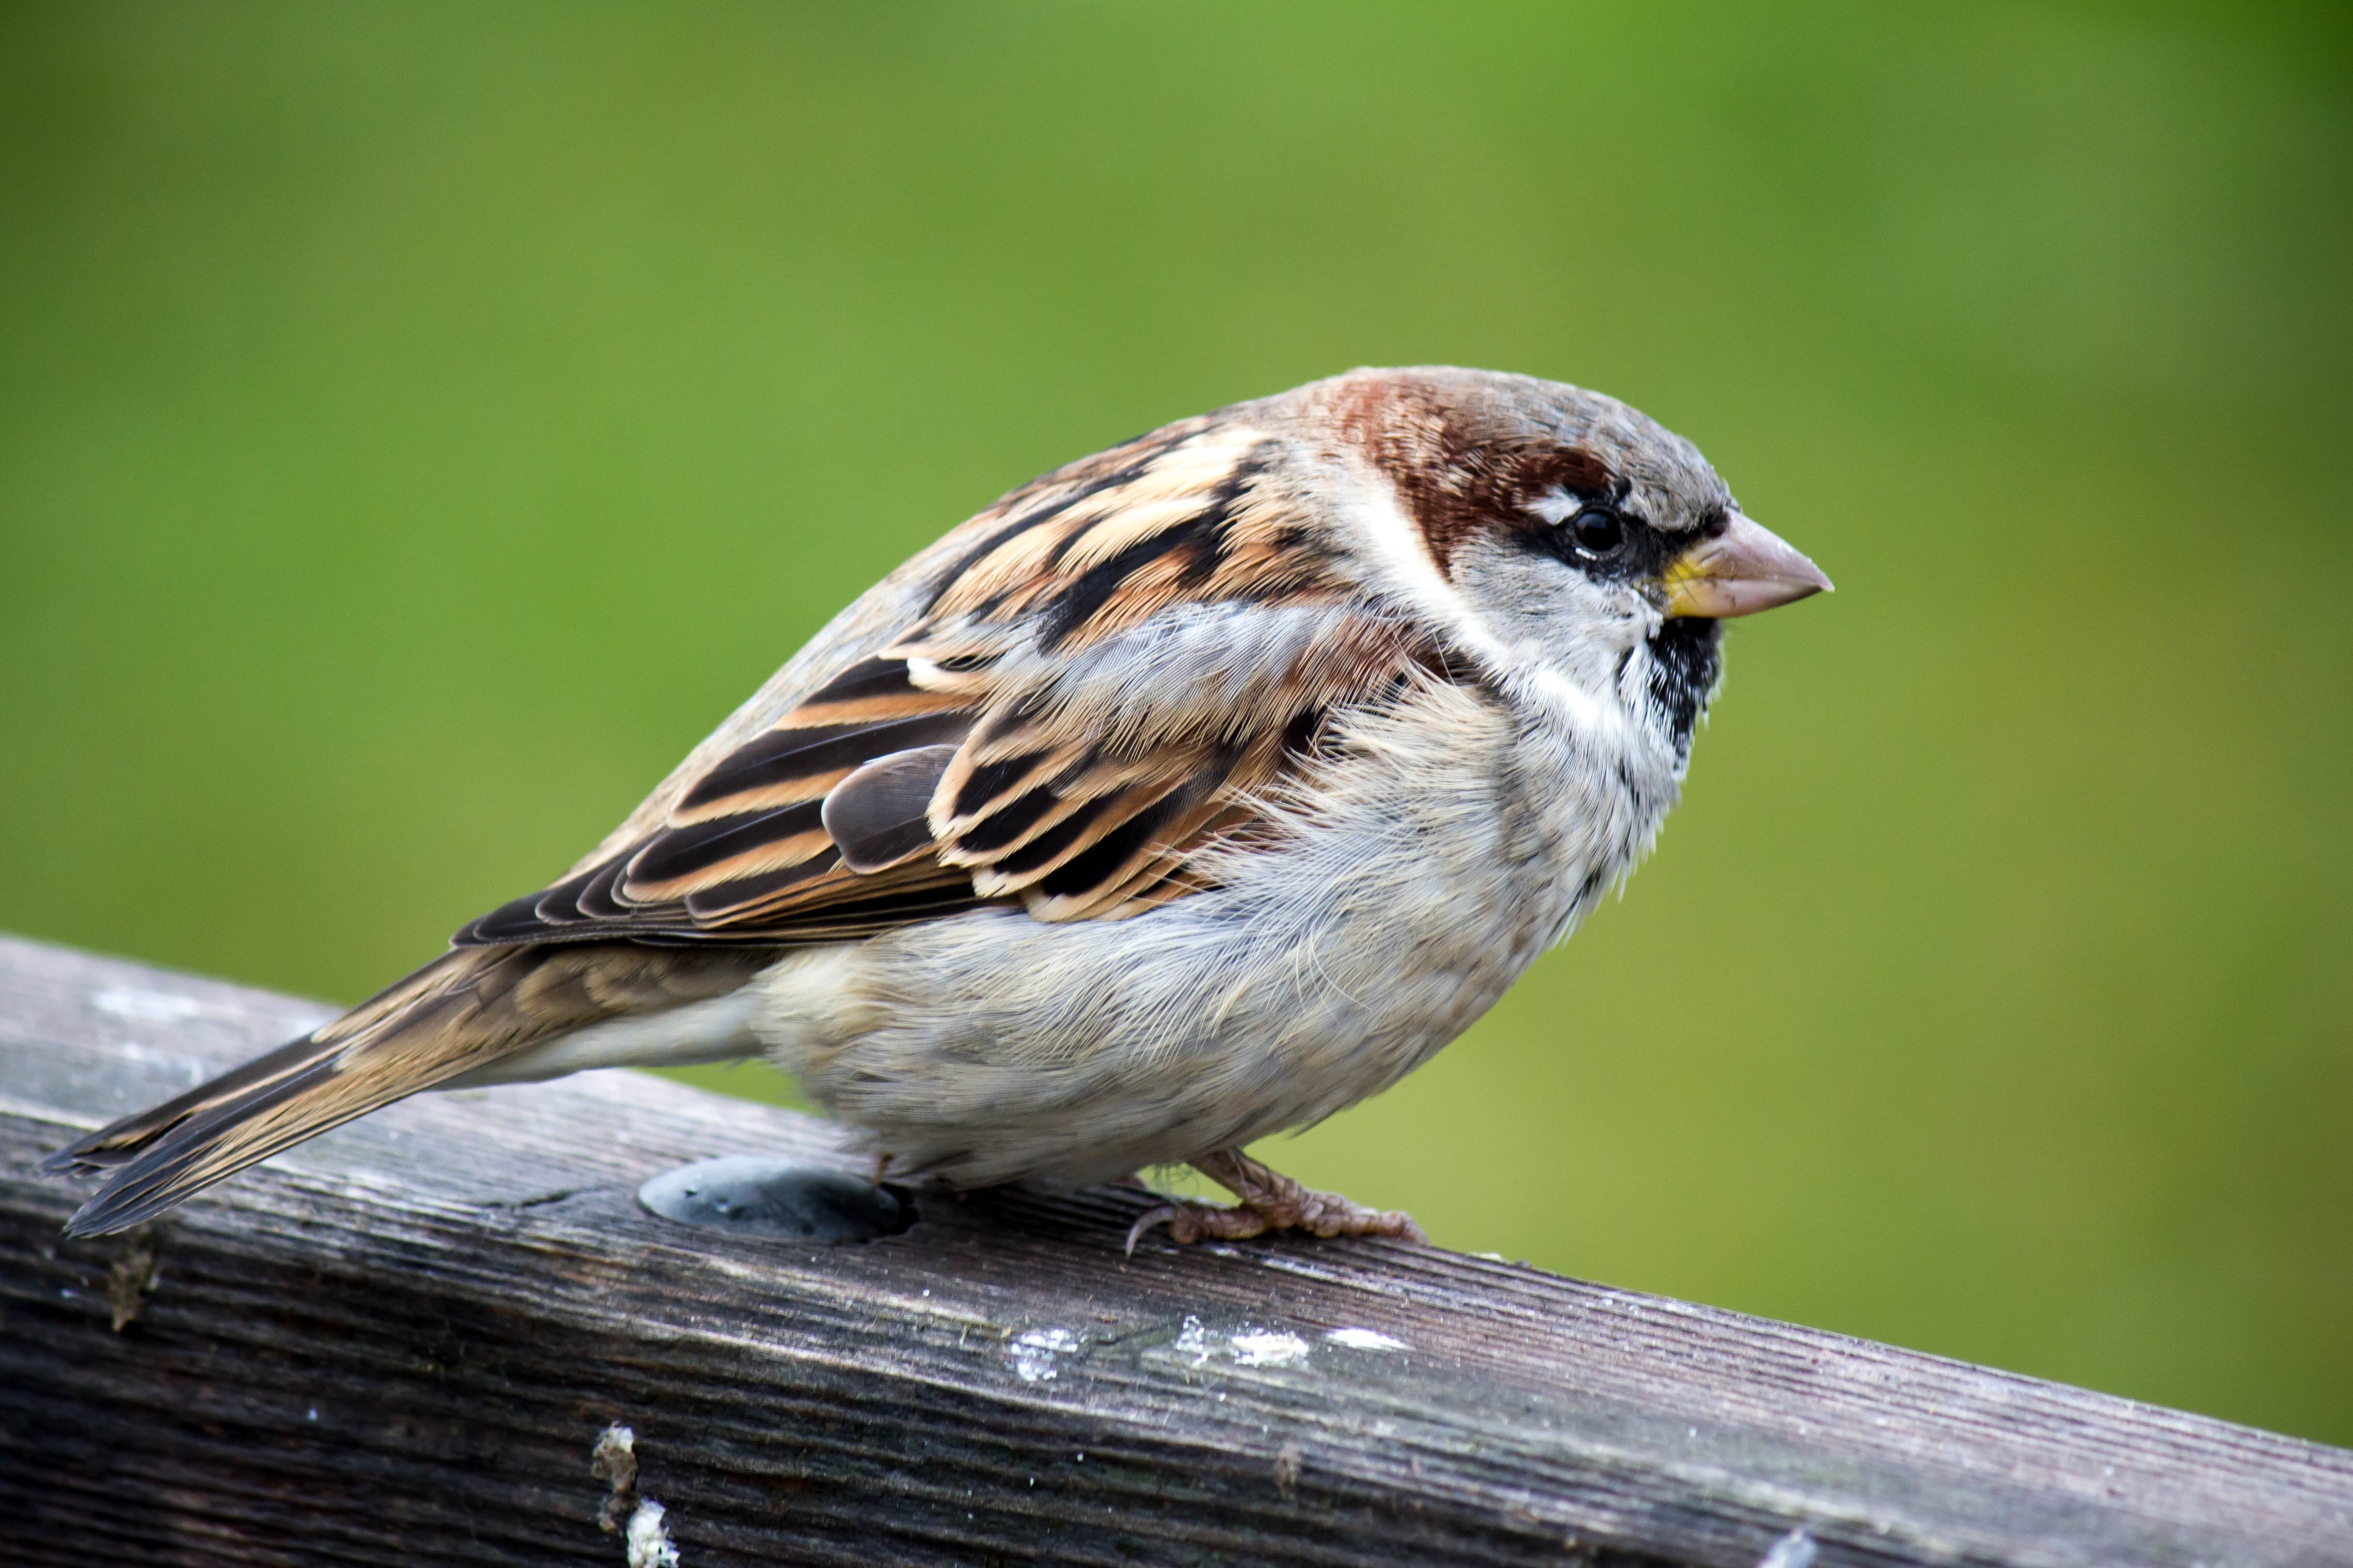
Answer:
1661 512 1833 619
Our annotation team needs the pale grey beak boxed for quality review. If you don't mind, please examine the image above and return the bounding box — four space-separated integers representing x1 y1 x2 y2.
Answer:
1661 512 1833 619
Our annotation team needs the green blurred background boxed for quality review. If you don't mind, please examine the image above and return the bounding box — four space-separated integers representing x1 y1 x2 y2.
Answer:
3 3 2347 1443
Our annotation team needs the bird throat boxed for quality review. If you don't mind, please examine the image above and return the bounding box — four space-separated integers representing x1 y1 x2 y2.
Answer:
1645 617 1723 759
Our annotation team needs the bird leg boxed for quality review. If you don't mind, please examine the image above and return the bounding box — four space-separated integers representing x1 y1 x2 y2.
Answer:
1124 1147 1427 1254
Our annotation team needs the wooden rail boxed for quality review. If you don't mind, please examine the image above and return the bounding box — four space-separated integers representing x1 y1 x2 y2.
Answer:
3 933 2347 1566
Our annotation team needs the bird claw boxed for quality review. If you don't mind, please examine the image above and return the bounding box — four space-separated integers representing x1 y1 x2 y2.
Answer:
1123 1199 1267 1254
1122 1150 1427 1254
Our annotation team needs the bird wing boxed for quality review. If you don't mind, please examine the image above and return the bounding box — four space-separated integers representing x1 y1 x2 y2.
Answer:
455 412 1434 943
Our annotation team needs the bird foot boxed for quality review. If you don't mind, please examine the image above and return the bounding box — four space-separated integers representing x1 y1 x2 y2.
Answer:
1124 1147 1427 1254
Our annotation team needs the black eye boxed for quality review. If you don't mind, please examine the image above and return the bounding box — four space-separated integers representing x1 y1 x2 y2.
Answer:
1571 507 1624 556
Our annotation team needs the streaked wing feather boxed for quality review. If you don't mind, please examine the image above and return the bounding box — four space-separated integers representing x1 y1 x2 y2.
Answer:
452 413 1443 947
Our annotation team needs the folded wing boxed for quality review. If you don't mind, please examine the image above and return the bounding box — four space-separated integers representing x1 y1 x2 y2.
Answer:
456 416 1437 944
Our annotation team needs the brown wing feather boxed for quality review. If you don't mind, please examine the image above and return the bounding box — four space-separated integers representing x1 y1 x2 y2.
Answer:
452 412 1438 947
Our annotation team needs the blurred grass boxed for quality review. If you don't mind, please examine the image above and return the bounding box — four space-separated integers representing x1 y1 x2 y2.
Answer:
3 2 2347 1443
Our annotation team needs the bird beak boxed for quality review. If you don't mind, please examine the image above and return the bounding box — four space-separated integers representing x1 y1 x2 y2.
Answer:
1661 512 1833 618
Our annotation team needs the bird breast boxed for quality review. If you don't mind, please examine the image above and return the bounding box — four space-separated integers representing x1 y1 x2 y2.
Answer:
747 668 1676 1191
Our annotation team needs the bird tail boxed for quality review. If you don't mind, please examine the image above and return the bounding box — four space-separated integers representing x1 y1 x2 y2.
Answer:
41 943 766 1237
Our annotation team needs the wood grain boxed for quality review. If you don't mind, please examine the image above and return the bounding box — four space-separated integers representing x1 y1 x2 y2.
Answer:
2 934 2347 1566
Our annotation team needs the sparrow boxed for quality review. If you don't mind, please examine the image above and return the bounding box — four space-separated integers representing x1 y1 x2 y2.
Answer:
45 367 1829 1249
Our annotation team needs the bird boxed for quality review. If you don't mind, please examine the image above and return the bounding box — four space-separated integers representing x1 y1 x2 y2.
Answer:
44 366 1829 1249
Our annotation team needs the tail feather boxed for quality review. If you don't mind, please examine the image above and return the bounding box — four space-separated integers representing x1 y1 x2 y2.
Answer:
40 1029 342 1178
46 943 770 1237
40 948 487 1182
51 1030 435 1237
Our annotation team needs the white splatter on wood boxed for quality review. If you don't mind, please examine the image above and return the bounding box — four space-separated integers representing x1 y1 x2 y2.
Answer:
1011 1326 1081 1382
1229 1329 1311 1368
91 987 208 1023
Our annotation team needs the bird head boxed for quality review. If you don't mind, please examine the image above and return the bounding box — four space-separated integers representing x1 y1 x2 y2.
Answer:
1297 366 1831 760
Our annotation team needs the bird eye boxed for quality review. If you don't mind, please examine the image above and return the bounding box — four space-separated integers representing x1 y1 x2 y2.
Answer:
1570 508 1624 556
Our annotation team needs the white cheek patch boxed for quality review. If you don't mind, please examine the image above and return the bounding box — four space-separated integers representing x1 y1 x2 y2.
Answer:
1333 462 1482 635
1334 464 1633 750
1523 664 1635 749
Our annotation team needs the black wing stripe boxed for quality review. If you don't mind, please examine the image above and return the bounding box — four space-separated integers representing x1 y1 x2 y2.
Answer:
1036 513 1214 651
952 751 1052 819
461 871 596 944
681 846 845 920
801 655 920 708
1033 448 1268 649
951 784 1068 855
984 792 1123 879
1034 773 1219 903
533 867 600 927
679 712 969 814
677 722 868 810
574 857 631 920
626 800 828 887
922 433 1195 615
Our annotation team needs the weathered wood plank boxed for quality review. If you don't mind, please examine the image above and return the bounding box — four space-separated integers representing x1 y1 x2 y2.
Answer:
2 933 2347 1566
